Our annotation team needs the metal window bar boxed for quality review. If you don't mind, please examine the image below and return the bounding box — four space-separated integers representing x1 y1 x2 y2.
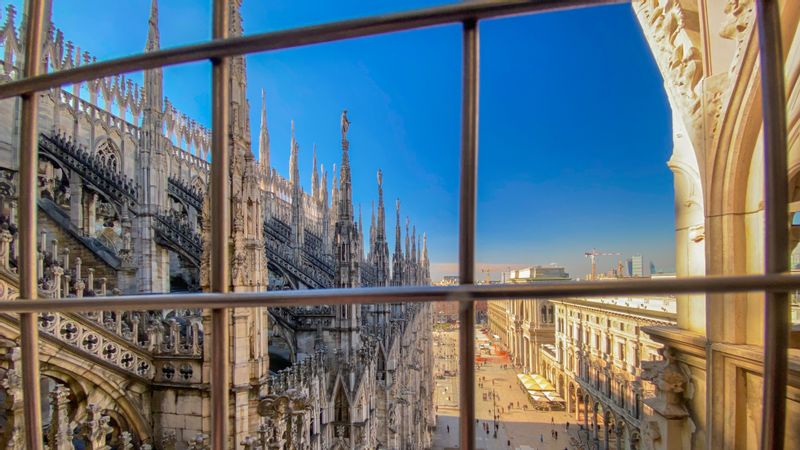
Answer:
2 1 790 449
210 0 231 448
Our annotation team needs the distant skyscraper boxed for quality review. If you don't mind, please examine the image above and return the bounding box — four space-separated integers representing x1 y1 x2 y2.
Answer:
649 260 657 275
631 255 644 277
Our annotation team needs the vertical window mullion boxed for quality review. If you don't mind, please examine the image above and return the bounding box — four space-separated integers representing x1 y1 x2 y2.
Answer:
210 0 231 448
458 18 479 450
756 0 790 449
18 1 46 449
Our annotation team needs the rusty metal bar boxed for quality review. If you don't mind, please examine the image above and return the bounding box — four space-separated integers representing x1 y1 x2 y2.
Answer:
0 0 627 100
458 18 479 450
0 274 798 313
18 0 46 448
757 0 789 448
210 0 231 447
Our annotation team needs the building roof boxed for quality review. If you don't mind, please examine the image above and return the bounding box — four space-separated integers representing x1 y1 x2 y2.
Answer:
550 296 677 322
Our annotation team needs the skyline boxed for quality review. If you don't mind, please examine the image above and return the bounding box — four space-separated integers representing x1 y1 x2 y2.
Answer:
29 0 674 281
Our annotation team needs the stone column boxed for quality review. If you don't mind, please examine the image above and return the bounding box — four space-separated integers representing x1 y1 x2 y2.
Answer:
69 172 83 228
78 404 113 450
84 192 97 235
0 348 24 450
51 266 63 298
48 384 73 450
640 347 692 450
0 229 12 270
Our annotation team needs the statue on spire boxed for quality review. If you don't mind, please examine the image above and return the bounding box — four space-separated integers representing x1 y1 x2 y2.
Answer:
341 110 350 138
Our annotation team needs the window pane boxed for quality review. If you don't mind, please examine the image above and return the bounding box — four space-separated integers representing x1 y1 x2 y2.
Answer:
476 6 675 449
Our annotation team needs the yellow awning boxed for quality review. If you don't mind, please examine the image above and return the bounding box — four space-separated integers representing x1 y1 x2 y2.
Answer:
518 373 556 391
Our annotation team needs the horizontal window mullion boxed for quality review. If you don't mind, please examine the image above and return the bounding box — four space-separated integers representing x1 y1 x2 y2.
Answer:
0 274 797 313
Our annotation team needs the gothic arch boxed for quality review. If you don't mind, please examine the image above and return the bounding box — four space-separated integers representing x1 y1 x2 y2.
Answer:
36 347 151 441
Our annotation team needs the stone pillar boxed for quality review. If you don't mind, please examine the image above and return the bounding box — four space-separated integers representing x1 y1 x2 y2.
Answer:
119 431 134 450
69 172 83 228
51 266 63 298
48 384 72 450
640 347 692 450
0 348 24 450
78 404 113 450
0 229 12 269
74 257 85 297
84 192 97 235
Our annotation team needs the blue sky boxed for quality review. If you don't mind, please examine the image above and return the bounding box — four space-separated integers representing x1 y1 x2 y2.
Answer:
26 0 674 280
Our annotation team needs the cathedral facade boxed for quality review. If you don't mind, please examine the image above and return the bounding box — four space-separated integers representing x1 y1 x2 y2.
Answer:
0 1 434 449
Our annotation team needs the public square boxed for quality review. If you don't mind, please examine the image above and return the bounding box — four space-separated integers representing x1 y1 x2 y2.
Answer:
432 326 581 450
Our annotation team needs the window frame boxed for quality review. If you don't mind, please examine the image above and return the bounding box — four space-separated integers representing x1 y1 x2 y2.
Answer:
0 0 793 449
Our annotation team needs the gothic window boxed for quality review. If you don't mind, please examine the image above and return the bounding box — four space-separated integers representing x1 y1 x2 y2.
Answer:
191 176 206 194
376 353 386 381
96 141 121 173
334 388 350 433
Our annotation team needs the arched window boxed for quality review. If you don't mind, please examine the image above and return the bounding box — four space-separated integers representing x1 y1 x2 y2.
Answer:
96 141 121 173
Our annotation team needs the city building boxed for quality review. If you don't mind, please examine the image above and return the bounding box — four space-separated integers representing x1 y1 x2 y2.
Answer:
540 297 677 450
629 255 644 277
487 297 555 374
502 264 571 283
0 2 433 449
439 275 459 286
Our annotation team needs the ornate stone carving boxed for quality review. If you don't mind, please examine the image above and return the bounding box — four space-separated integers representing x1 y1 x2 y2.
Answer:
48 384 73 450
77 404 113 450
186 434 210 450
640 347 691 418
719 0 753 40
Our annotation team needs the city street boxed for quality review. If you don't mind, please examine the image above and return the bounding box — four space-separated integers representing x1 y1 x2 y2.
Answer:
432 326 579 450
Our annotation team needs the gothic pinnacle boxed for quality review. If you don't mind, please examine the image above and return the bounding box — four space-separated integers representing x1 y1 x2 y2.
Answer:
312 144 319 200
321 164 328 206
405 217 410 259
358 204 363 241
377 169 386 239
338 110 353 221
259 89 270 171
145 0 159 52
290 120 299 186
395 199 402 253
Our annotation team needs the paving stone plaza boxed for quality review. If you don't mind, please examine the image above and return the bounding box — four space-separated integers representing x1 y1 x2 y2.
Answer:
432 327 583 450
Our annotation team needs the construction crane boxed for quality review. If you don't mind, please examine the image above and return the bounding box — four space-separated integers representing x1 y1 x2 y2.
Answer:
584 249 621 280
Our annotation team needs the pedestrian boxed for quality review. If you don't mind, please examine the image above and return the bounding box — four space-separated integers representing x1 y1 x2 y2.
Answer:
540 433 544 443
446 425 450 433
551 416 554 424
507 439 511 447
555 431 558 440
566 421 570 430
